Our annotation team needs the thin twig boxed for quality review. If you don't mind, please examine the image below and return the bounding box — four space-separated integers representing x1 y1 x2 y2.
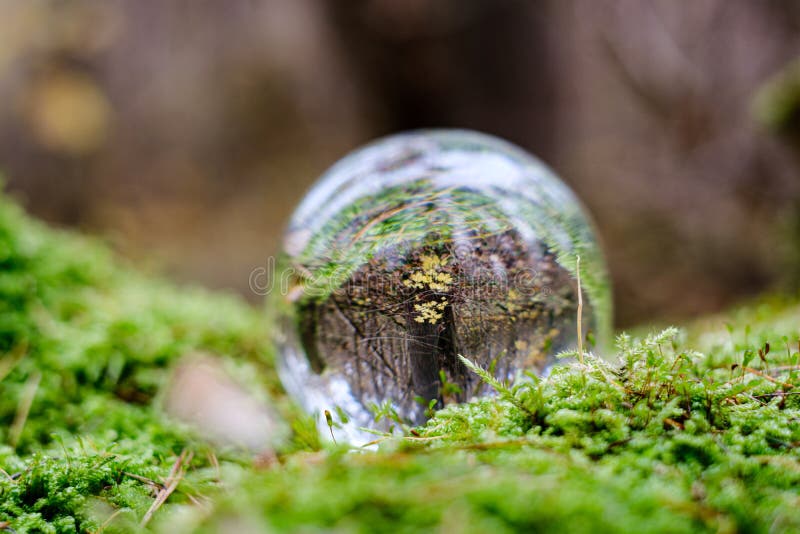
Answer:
140 449 192 527
766 365 800 377
9 372 41 448
743 367 794 389
123 472 163 491
184 492 210 508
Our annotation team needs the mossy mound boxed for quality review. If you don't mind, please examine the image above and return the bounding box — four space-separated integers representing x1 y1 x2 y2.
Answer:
0 192 282 532
0 191 798 533
192 324 800 533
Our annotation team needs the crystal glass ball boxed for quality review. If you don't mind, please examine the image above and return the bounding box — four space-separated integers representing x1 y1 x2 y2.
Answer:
275 129 611 441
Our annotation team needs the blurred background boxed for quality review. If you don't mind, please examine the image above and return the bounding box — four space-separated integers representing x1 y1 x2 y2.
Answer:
1 0 799 327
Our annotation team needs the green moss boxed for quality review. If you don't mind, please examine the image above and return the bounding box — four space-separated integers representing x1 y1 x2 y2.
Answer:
189 325 800 533
0 191 278 532
1 190 799 532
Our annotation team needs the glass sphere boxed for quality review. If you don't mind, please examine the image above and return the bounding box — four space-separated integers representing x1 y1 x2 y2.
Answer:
274 130 611 443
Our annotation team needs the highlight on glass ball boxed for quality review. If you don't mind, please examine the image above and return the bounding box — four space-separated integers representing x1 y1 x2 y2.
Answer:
274 129 611 442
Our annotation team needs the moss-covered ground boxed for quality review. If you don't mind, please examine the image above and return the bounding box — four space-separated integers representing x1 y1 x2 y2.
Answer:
0 191 799 533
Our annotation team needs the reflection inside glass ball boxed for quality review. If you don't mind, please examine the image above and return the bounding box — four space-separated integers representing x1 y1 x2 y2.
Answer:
275 130 611 442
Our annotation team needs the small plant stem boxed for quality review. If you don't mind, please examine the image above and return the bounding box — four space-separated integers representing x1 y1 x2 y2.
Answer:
576 255 584 364
325 410 337 444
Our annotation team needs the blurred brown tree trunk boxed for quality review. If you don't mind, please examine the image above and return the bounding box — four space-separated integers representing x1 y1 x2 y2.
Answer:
325 0 558 156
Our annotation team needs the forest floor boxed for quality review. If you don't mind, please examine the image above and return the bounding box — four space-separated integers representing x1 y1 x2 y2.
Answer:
1 192 799 533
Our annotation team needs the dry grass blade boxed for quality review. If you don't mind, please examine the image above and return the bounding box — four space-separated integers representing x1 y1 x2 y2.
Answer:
0 342 27 383
9 372 41 448
95 508 126 534
140 449 193 527
207 452 220 482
